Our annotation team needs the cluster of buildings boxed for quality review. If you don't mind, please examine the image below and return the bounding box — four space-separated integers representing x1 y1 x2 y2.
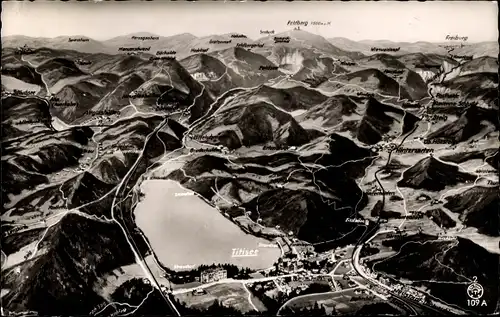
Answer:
276 255 305 273
15 45 35 54
353 288 372 296
275 279 311 296
192 72 218 81
74 156 94 172
392 284 426 304
362 265 378 279
274 254 329 274
95 116 113 125
200 268 227 284
247 280 275 293
275 236 316 256
79 115 115 127
294 273 331 282
259 240 352 280
278 273 337 296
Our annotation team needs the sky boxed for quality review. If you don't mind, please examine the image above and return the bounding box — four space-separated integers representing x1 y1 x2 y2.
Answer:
2 1 498 43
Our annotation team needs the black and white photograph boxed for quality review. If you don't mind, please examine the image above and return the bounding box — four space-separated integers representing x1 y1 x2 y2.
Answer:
1 1 499 316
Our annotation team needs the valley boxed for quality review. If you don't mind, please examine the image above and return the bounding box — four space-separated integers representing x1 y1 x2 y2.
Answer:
1 3 498 316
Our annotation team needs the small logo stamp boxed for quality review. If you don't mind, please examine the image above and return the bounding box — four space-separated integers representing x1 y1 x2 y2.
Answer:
467 276 484 300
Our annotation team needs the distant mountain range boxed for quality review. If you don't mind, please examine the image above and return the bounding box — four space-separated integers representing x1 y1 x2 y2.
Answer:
2 28 498 317
328 37 498 58
3 31 498 59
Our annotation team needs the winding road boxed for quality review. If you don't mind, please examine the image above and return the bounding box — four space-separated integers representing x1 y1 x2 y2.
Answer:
110 116 181 316
6 46 485 317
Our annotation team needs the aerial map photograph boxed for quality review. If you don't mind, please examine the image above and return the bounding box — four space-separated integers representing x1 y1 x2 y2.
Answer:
1 1 499 316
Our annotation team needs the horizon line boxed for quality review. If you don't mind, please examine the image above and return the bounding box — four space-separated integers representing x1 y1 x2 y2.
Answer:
2 30 495 45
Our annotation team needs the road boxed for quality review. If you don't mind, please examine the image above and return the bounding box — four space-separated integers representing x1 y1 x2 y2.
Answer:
0 251 6 269
347 56 475 315
171 273 300 295
348 119 451 315
110 117 181 316
351 230 464 315
10 48 475 316
20 54 51 97
172 270 346 295
348 122 474 315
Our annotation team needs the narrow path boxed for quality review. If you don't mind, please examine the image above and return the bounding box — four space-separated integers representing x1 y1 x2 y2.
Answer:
243 283 259 312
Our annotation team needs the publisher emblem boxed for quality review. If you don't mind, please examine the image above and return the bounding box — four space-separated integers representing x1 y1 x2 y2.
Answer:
467 277 484 300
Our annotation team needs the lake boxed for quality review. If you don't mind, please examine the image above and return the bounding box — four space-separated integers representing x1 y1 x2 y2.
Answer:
134 179 281 271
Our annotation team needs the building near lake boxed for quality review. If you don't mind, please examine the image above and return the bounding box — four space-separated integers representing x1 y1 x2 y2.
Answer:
200 268 227 284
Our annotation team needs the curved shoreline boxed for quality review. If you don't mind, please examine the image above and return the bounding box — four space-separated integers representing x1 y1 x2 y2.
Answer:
132 179 282 273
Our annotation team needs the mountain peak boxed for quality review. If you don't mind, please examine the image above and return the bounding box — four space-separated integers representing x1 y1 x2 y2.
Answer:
420 155 440 168
121 31 161 38
53 35 96 41
271 29 327 41
397 155 476 191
